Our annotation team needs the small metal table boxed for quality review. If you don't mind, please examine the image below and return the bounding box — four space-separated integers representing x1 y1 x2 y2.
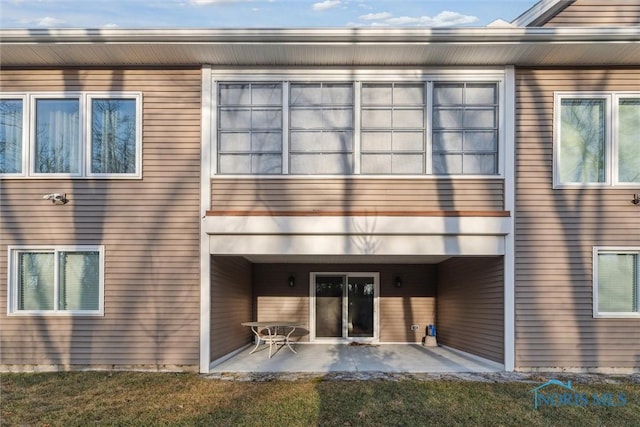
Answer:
242 321 304 358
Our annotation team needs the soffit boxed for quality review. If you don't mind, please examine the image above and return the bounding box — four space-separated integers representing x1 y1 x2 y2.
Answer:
0 27 638 67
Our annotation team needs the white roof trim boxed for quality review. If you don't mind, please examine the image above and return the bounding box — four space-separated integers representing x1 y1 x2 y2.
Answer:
511 0 572 27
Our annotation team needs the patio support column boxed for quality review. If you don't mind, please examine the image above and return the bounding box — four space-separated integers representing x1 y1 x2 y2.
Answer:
503 65 516 371
200 65 213 373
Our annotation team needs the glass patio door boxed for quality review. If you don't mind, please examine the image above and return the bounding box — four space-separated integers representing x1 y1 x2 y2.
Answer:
312 273 378 341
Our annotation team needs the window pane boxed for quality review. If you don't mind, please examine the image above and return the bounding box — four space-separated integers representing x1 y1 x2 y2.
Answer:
35 99 80 174
392 154 424 174
59 252 100 311
252 132 282 152
361 154 391 174
290 84 322 105
0 99 23 174
290 131 352 152
618 98 640 183
290 108 323 129
463 154 497 174
598 254 637 313
91 99 137 174
464 109 496 128
465 131 497 151
433 109 463 128
361 132 391 151
252 154 281 174
433 84 463 105
433 132 463 151
323 84 353 104
252 84 282 106
393 84 424 105
393 109 423 127
220 84 251 105
362 109 391 128
433 154 462 174
219 132 251 152
251 109 281 129
18 252 54 311
290 153 353 174
218 154 251 173
220 109 251 130
362 84 392 105
465 84 497 104
393 132 424 151
559 98 606 183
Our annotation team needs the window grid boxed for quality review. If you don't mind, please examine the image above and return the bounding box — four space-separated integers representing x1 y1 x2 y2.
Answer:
432 82 499 175
218 83 283 174
360 83 426 175
213 79 503 176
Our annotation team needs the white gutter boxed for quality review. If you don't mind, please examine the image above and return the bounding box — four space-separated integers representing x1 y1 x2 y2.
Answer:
1 26 638 44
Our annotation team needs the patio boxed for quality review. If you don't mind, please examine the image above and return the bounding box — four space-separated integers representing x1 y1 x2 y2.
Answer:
210 344 503 373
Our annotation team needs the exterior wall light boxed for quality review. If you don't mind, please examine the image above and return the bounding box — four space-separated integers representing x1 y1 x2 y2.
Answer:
288 275 295 287
395 276 402 288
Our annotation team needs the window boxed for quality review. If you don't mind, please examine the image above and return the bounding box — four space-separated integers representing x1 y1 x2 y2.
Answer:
8 246 104 315
361 83 425 174
594 248 640 318
0 92 142 178
213 77 503 176
432 83 498 175
289 83 354 174
218 83 282 174
0 97 25 174
554 92 639 187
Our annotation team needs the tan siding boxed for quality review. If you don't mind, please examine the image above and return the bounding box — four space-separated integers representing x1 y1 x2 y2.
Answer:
543 0 640 26
0 68 202 369
210 256 253 361
437 257 504 363
515 68 640 369
211 178 504 212
253 264 436 343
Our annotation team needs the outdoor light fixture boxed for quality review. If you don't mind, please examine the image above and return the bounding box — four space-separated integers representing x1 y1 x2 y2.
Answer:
632 194 640 206
395 276 402 288
288 275 295 287
42 193 68 205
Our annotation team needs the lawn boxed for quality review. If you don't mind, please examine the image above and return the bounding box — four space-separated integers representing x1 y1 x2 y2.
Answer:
1 372 639 426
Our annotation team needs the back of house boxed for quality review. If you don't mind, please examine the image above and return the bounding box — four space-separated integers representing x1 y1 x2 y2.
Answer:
0 0 638 373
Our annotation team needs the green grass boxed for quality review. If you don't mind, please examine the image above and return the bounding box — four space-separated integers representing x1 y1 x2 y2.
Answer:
1 372 639 426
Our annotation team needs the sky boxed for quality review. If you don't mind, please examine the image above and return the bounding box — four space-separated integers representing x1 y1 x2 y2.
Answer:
0 0 539 28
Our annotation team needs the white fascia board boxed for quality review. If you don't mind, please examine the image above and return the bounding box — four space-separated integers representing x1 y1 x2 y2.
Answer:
210 234 505 257
203 215 510 236
511 0 569 27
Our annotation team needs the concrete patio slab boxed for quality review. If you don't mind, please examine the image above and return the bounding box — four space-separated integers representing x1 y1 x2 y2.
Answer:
210 344 503 373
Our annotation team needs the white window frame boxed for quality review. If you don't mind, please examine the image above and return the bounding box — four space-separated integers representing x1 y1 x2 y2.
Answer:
211 69 505 179
7 245 105 316
0 94 28 176
553 91 640 188
593 246 640 319
0 92 142 179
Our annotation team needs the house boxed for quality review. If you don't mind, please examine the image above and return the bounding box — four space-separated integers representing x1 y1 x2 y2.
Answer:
0 0 638 374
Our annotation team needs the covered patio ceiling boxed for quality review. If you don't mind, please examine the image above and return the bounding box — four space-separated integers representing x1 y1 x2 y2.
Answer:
1 27 638 67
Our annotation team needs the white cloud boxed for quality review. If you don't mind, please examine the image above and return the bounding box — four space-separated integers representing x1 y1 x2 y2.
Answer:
102 23 120 28
34 16 66 27
312 0 340 12
189 0 252 5
368 10 478 27
359 12 391 21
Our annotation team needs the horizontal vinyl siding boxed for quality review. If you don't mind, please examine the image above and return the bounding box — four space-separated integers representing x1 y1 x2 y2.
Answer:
0 69 202 369
437 257 504 363
211 178 504 212
543 0 640 26
515 68 640 369
253 263 436 343
210 256 253 361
